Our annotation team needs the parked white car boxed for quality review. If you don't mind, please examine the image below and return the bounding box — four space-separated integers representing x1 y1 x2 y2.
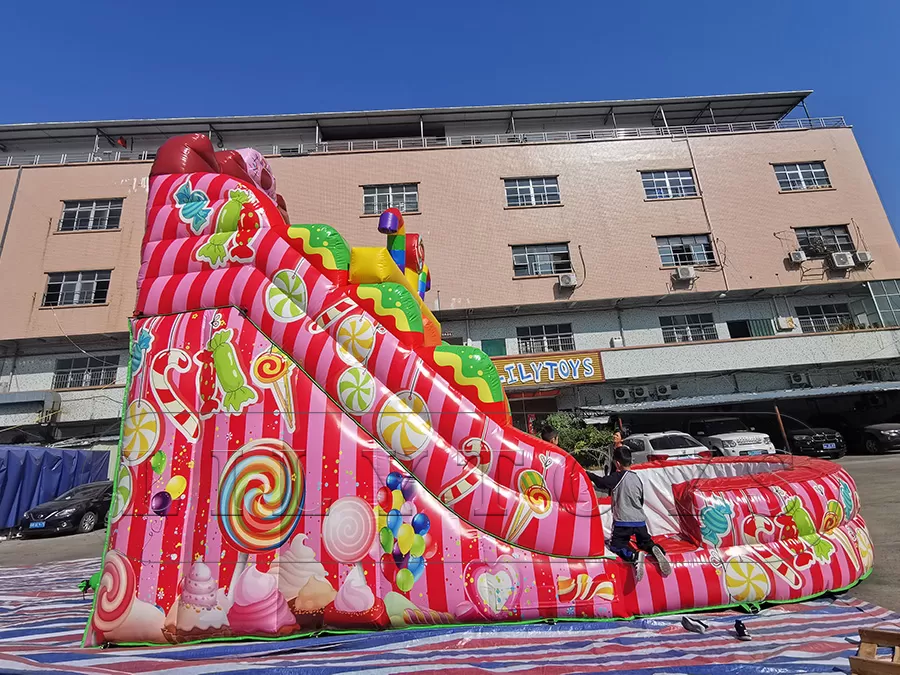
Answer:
622 431 714 464
686 417 777 457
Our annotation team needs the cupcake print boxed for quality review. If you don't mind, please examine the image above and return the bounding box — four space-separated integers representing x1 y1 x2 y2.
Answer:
323 565 388 630
227 565 297 636
163 562 231 643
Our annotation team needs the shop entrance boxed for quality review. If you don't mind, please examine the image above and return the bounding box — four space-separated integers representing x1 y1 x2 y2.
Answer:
507 390 560 433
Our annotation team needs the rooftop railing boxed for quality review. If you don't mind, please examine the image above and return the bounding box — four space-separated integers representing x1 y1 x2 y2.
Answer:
1 116 848 168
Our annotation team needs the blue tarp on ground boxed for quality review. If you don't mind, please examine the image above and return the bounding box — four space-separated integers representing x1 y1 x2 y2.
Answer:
0 446 109 529
1 557 899 674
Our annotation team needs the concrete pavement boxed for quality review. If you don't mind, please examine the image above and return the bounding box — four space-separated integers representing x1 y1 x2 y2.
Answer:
837 453 900 611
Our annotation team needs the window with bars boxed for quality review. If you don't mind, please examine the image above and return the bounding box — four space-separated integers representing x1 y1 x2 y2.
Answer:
773 162 831 191
511 243 572 277
516 324 575 354
655 234 716 267
641 170 697 200
42 270 111 307
362 184 419 214
504 177 561 207
52 355 119 390
659 313 718 343
795 304 853 333
794 225 855 256
59 199 123 232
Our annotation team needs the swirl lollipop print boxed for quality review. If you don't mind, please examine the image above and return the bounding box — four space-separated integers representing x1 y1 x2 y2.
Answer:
322 496 377 563
377 394 432 460
336 315 376 363
266 269 307 321
121 399 160 466
108 465 133 523
337 367 376 414
217 439 305 554
252 351 295 431
92 550 136 634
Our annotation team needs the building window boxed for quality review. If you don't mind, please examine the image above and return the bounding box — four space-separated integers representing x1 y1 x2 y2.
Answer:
794 225 855 257
511 243 572 277
42 270 111 307
869 279 900 328
480 338 507 357
660 314 717 343
641 170 697 200
516 324 574 354
655 234 716 267
52 355 119 390
795 304 853 333
504 177 561 207
773 162 831 191
59 199 123 232
726 319 775 339
362 184 418 215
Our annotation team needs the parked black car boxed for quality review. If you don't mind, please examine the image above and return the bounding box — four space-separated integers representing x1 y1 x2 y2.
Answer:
19 481 112 537
860 422 900 454
786 427 846 459
808 415 900 455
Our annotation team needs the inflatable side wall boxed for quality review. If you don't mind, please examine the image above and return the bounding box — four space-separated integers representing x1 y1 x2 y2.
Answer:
82 136 873 646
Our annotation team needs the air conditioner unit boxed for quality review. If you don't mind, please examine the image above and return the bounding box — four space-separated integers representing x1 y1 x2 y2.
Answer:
613 387 630 401
789 250 808 264
632 386 649 399
558 272 578 288
789 372 810 387
855 251 875 266
829 251 855 269
609 336 623 348
656 384 671 397
776 316 796 331
673 266 697 281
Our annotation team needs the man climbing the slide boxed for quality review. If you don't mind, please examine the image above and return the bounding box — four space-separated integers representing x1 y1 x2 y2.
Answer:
589 445 672 581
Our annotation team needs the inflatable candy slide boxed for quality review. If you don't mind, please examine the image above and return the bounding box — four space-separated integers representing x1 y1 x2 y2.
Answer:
82 135 873 646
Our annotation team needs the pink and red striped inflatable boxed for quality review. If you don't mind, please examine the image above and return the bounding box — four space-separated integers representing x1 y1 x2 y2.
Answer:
82 135 873 646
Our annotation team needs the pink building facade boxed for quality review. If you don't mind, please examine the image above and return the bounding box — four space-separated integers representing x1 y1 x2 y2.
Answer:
1 92 899 445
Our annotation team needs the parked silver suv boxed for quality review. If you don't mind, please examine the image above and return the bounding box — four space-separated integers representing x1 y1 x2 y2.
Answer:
686 417 777 457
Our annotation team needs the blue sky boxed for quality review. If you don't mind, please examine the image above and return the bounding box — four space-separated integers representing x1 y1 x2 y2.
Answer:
4 0 899 231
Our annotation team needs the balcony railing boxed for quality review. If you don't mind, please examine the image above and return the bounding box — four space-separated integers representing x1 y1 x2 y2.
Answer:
0 117 848 168
517 335 577 354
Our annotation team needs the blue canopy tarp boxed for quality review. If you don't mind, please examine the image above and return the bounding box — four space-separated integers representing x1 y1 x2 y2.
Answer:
0 446 109 529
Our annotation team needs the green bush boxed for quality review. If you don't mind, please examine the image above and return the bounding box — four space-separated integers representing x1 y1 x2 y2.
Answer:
544 412 613 468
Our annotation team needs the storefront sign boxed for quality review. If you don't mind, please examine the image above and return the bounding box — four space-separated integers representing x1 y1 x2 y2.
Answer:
492 350 605 389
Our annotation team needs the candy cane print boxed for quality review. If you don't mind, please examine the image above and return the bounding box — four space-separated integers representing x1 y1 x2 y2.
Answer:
829 527 861 573
150 349 200 441
439 424 492 506
741 514 802 589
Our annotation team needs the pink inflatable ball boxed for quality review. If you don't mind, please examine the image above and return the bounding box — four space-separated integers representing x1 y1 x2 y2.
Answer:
237 148 277 199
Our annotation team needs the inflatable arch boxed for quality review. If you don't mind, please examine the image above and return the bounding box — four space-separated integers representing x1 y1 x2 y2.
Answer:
83 135 873 646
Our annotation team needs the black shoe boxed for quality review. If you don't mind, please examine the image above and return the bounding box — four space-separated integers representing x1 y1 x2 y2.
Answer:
651 545 673 577
681 616 708 634
734 619 752 641
634 551 646 582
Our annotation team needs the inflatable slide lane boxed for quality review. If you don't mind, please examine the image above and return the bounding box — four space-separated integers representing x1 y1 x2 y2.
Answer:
83 135 874 646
